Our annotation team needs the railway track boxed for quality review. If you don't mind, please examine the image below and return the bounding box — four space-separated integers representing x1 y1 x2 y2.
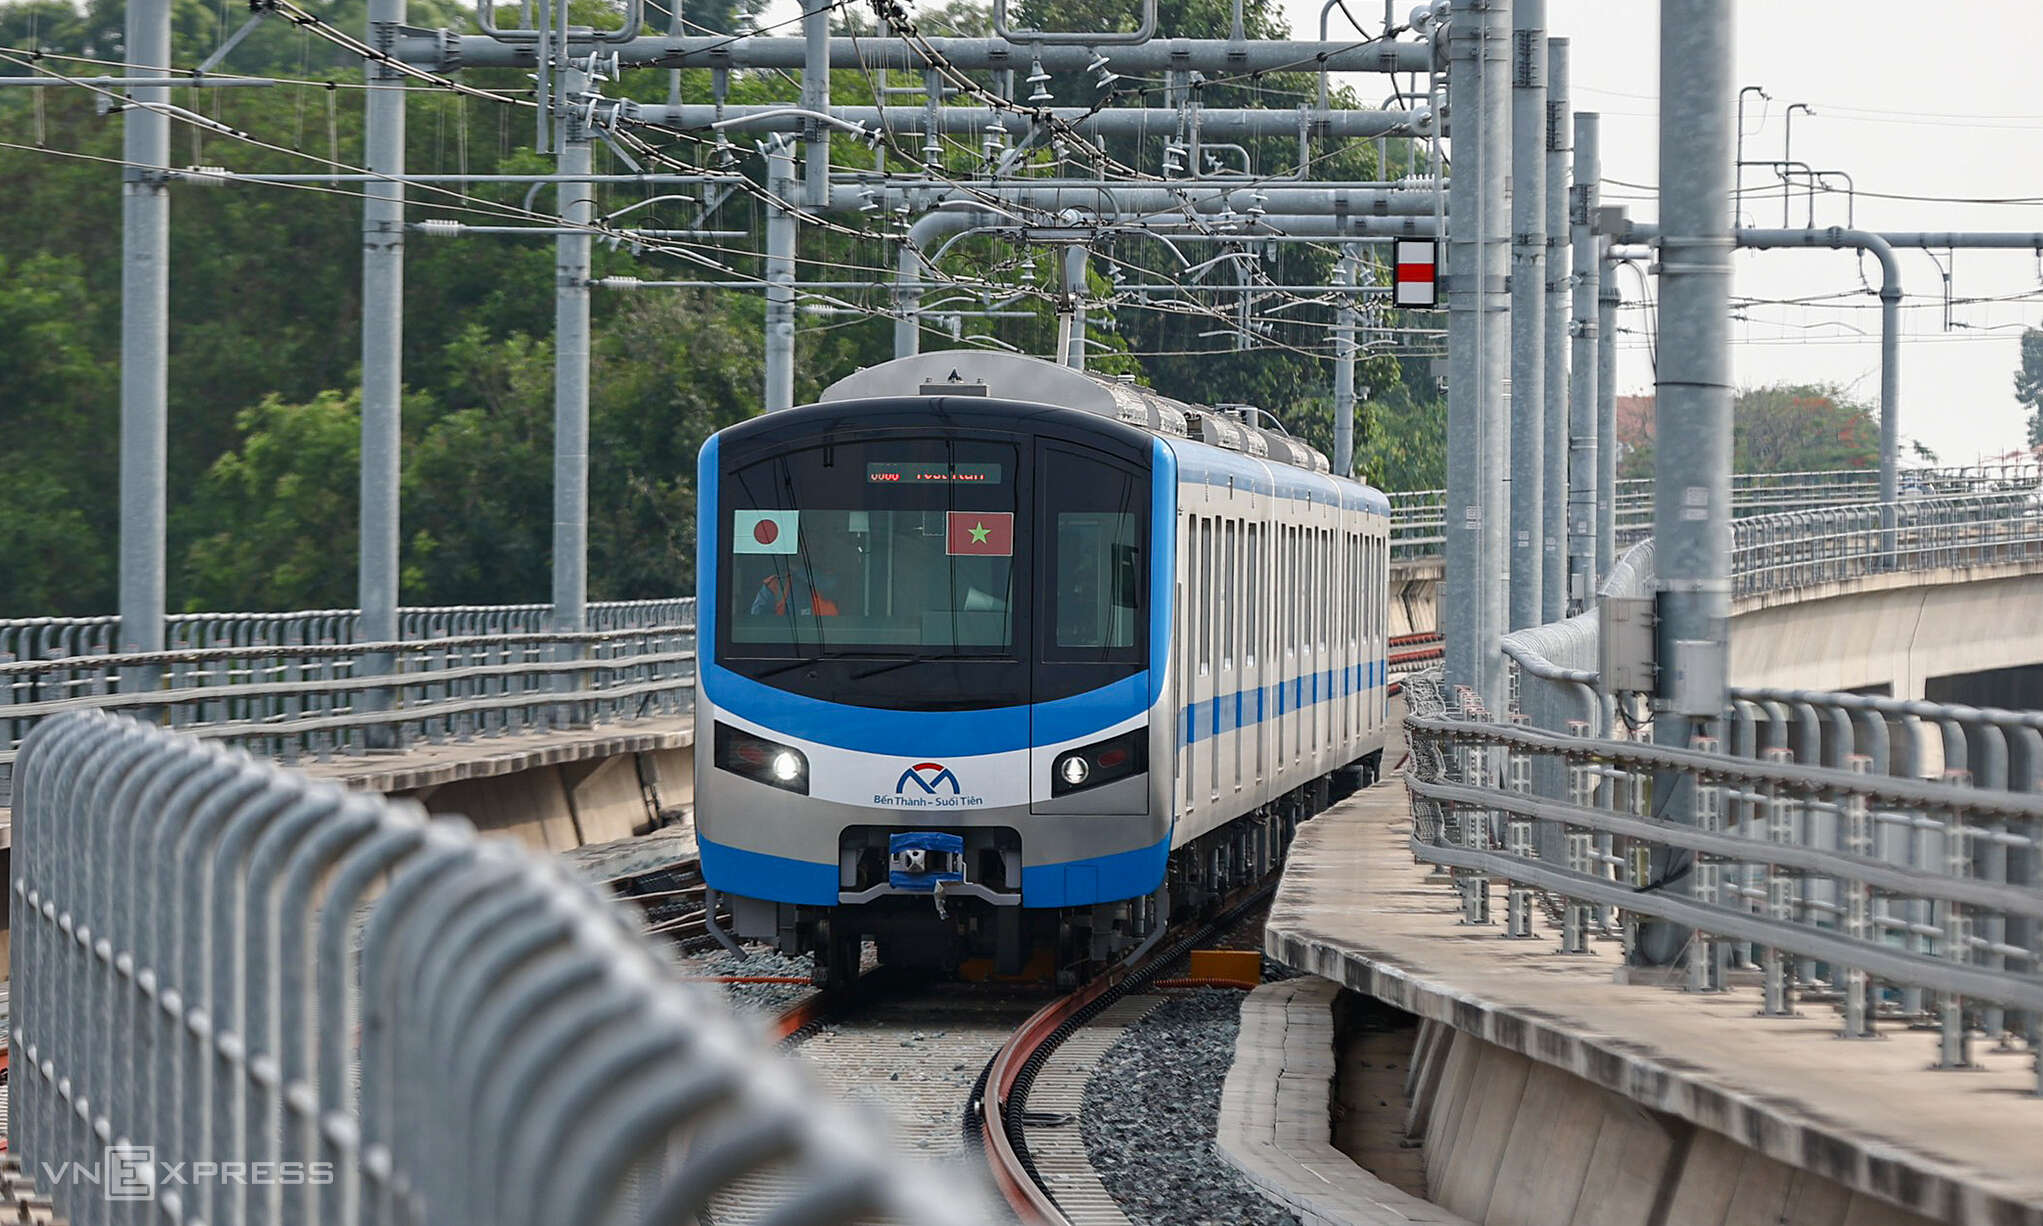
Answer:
978 887 1275 1226
592 837 1284 1224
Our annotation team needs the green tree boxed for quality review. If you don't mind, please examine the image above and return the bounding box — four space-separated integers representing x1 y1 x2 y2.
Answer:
1733 384 1878 473
0 251 120 615
2016 327 2043 449
181 390 369 610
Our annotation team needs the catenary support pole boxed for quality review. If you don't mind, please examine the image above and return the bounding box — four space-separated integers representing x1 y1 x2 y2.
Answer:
1333 246 1359 477
553 64 594 635
1541 37 1570 623
1732 228 1902 526
359 0 406 701
1443 1 1483 698
764 138 797 410
119 0 171 657
1478 0 1513 700
1643 0 1735 964
1506 0 1545 631
1566 111 1600 611
800 0 832 206
1596 259 1618 582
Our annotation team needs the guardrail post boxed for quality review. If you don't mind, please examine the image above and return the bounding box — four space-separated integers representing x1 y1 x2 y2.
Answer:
1758 746 1798 1017
1841 755 1878 1038
1561 717 1596 953
1687 736 1723 992
1504 714 1535 939
1934 772 1976 1070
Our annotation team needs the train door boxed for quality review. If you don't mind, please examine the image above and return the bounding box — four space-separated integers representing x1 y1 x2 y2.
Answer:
1031 440 1148 815
1243 520 1263 801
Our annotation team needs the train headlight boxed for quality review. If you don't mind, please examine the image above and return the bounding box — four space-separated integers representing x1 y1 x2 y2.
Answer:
713 722 810 795
1050 728 1148 797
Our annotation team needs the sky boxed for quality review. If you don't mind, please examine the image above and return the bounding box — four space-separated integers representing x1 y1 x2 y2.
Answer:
1283 0 2043 465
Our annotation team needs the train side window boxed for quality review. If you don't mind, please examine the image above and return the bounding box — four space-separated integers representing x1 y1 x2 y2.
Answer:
1222 520 1237 670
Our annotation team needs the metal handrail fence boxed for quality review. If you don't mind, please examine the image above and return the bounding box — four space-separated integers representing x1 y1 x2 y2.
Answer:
0 597 697 662
1387 462 2043 561
1417 486 2043 1082
1402 675 2043 1087
9 712 965 1225
1732 491 2043 599
0 625 696 808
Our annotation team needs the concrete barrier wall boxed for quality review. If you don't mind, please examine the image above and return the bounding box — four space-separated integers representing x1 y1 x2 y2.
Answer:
397 746 694 854
1731 569 2043 699
1414 1027 1938 1226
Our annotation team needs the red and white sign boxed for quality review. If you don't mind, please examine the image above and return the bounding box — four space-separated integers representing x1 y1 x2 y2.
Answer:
946 511 1014 556
1393 238 1439 309
733 509 799 554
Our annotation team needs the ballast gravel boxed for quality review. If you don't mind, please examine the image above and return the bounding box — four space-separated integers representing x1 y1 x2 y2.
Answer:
1081 989 1300 1226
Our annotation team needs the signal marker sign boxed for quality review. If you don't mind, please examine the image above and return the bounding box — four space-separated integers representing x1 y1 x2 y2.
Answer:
1393 239 1440 309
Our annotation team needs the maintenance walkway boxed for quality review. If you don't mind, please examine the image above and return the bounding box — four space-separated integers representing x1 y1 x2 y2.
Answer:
1263 753 2041 1226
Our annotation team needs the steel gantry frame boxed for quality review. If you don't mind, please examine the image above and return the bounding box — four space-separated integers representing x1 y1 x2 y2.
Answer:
98 0 1716 748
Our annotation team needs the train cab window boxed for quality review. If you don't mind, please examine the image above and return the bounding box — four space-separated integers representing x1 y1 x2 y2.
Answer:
722 437 1018 655
1039 443 1146 664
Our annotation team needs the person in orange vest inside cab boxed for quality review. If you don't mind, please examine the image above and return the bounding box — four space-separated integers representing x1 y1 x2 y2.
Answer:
751 524 854 617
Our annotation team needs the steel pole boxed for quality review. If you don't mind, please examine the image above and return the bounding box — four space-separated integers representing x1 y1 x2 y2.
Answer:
552 65 593 634
1597 259 1618 582
1333 247 1359 478
119 0 171 657
1566 111 1600 611
1443 3 1484 698
1541 37 1570 622
764 138 797 410
1478 0 1513 701
1731 227 1903 531
1642 0 1735 964
359 0 406 696
800 0 831 206
1506 0 1545 631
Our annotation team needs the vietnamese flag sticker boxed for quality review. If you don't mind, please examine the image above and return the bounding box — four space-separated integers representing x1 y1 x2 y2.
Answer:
946 511 1014 556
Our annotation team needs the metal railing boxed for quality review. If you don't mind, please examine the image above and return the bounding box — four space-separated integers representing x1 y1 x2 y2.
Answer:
1402 674 2043 1086
1388 463 2043 561
1411 481 2043 1084
9 712 964 1225
1732 491 2043 598
0 597 696 661
0 624 695 808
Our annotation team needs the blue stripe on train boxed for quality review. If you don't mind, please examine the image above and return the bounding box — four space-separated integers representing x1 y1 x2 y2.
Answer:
1179 658 1389 747
701 831 1170 908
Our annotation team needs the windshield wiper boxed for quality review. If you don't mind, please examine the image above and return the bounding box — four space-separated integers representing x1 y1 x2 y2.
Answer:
754 654 833 679
851 653 940 680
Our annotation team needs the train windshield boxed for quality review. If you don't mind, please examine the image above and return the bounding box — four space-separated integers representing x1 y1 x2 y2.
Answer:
722 437 1020 656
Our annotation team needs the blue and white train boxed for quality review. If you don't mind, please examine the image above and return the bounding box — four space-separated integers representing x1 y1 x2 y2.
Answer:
695 351 1392 984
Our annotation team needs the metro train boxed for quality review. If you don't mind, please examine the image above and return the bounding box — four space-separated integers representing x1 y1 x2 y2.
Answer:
695 351 1393 985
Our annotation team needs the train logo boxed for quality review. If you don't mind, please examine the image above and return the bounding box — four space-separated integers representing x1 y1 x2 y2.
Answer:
895 762 961 795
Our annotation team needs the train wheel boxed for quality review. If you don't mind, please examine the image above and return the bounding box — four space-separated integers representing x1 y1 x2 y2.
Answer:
813 917 861 991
